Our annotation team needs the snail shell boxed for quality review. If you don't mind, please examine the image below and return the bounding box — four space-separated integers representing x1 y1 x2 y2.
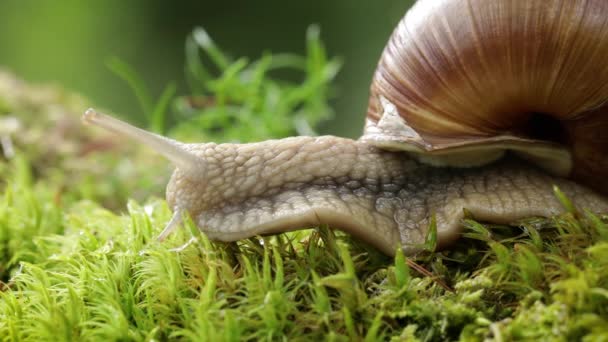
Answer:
364 0 608 194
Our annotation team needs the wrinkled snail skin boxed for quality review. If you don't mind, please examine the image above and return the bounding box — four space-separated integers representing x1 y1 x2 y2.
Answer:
165 136 608 256
83 0 608 256
83 109 608 256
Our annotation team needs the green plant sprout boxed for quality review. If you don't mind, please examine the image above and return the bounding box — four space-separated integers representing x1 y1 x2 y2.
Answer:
109 26 341 142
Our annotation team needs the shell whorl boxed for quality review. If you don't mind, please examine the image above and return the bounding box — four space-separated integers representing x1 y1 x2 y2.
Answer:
366 0 608 194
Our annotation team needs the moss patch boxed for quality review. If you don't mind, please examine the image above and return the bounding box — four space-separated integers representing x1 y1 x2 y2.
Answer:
1 156 607 341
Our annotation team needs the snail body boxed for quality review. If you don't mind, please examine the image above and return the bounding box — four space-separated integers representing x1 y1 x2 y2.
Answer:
84 0 608 256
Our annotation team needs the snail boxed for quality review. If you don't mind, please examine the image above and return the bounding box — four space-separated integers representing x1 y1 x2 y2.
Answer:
83 0 608 256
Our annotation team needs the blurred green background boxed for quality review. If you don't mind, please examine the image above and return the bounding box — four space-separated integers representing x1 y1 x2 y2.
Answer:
0 0 413 137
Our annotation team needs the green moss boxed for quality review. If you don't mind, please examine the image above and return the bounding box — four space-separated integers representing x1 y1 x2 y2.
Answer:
1 155 607 341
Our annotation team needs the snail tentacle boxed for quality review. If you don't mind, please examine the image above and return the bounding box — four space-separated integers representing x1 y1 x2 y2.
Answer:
83 109 204 177
157 207 184 241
